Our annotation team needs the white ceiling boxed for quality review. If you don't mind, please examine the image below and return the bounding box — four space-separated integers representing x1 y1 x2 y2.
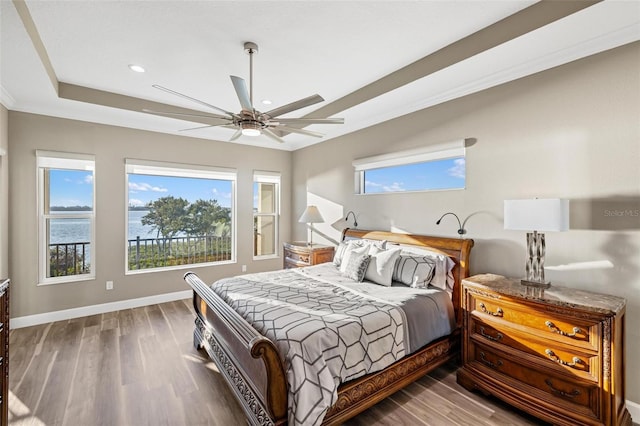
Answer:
1 1 639 151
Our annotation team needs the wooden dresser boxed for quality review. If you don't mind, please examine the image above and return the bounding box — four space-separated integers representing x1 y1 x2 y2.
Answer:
283 242 334 269
0 279 8 426
457 274 631 426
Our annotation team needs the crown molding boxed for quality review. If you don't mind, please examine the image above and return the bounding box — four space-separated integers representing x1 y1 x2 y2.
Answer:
0 85 16 109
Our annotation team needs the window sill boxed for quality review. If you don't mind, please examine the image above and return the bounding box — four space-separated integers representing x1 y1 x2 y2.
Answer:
38 275 96 286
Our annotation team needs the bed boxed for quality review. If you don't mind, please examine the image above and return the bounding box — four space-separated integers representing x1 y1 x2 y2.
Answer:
184 228 474 426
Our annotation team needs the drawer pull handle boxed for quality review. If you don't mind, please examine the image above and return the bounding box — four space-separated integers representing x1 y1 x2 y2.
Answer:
479 351 503 369
545 321 582 337
479 326 503 342
478 302 503 317
545 349 582 367
545 378 581 399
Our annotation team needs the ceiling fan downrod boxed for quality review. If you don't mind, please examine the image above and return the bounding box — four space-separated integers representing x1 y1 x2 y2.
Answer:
244 42 258 109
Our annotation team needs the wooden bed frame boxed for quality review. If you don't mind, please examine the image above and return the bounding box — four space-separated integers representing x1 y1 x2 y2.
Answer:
184 229 474 426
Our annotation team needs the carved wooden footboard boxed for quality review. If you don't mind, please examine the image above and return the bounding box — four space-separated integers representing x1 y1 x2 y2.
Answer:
185 272 288 425
185 229 473 425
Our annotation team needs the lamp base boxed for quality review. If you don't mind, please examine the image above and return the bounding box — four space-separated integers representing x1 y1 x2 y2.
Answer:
520 279 551 288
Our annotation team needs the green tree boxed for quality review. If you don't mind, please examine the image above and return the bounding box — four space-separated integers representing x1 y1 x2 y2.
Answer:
142 196 189 238
212 220 231 238
186 199 229 236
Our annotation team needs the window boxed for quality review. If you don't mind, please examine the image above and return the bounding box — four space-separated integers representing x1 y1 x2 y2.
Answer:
37 151 95 284
126 160 236 273
353 139 466 194
253 171 280 258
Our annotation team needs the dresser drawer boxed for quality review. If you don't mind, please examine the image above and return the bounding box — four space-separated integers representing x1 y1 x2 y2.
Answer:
285 251 311 266
468 341 599 417
469 317 598 381
468 292 599 350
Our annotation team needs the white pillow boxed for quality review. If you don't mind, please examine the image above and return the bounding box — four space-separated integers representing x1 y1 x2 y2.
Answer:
339 245 370 273
364 246 402 286
334 239 386 267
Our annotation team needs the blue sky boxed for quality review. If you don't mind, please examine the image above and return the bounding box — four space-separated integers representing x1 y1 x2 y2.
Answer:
364 157 465 193
48 169 232 208
128 174 232 208
49 169 94 207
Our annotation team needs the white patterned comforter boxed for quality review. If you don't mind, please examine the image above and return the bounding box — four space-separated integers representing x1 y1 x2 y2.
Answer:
211 263 453 426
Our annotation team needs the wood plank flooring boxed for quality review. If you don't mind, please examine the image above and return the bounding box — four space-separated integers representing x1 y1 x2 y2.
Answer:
9 299 548 426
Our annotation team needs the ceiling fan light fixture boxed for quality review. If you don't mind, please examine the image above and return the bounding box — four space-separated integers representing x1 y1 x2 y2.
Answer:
241 121 261 137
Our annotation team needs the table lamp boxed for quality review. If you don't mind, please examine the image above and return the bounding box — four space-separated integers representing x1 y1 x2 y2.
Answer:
504 198 569 287
298 205 325 246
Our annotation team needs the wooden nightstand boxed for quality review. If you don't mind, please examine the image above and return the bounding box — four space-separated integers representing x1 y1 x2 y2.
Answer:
283 242 334 269
457 274 631 426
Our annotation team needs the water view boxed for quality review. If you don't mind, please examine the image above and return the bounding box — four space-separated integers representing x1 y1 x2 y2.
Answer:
49 210 156 244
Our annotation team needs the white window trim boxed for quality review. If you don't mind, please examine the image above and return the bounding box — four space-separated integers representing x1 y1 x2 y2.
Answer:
37 151 96 285
125 159 237 274
253 170 280 260
353 139 467 194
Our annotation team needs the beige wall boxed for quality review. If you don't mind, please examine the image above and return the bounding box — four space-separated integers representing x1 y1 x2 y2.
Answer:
292 43 640 403
8 114 291 318
0 104 8 278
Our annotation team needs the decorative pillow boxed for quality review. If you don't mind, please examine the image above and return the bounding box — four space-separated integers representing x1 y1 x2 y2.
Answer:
339 244 370 273
396 245 455 291
364 246 402 286
392 254 437 288
342 253 372 282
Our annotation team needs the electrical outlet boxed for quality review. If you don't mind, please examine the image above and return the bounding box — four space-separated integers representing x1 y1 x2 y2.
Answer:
106 280 114 290
241 265 247 272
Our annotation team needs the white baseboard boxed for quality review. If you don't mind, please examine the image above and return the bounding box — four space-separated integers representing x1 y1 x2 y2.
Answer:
627 399 640 423
10 290 192 329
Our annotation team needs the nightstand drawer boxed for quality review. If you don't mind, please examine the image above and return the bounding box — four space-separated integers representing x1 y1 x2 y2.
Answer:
282 242 335 269
285 251 311 265
470 317 598 381
469 293 598 350
468 341 598 415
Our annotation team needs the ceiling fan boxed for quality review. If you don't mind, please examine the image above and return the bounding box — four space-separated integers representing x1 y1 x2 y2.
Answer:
144 42 344 143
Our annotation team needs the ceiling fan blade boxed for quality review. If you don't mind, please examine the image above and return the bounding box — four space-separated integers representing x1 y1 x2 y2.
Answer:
178 124 221 132
272 125 324 138
269 117 344 125
262 128 285 144
152 84 235 117
142 108 232 122
229 128 243 141
230 76 253 111
264 94 324 118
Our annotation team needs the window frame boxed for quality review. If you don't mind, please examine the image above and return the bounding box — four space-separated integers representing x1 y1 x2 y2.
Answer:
353 139 467 194
37 150 96 285
253 171 281 260
125 159 237 274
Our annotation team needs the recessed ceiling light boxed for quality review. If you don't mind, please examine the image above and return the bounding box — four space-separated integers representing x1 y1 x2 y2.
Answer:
261 99 272 105
128 64 146 73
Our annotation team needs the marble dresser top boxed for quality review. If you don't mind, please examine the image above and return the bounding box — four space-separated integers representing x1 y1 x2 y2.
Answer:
463 274 626 315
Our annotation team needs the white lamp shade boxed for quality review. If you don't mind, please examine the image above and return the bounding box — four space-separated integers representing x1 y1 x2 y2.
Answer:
298 205 325 224
504 199 569 232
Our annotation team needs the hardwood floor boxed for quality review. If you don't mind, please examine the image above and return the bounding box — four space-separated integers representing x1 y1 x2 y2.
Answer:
9 299 548 426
